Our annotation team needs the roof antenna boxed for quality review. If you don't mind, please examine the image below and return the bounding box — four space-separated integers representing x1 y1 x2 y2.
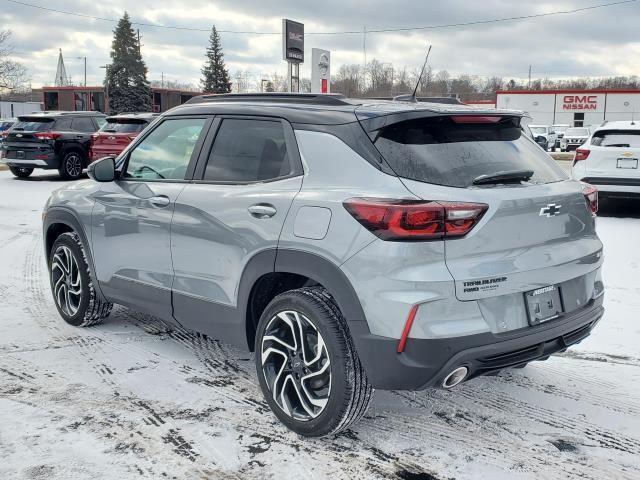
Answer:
394 44 432 103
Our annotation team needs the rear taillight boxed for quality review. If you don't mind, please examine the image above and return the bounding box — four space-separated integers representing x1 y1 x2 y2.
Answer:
582 184 598 215
343 198 488 241
35 132 62 140
574 148 590 165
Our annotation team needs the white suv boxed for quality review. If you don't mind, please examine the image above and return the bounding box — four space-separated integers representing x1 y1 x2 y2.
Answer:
572 121 640 198
529 125 557 152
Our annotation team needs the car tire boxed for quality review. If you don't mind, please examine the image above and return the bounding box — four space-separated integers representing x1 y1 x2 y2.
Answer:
255 286 373 437
58 150 85 180
49 232 113 327
9 166 33 178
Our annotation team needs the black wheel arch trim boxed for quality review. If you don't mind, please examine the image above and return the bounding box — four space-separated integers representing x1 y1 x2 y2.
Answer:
43 207 107 302
237 248 370 350
273 249 368 324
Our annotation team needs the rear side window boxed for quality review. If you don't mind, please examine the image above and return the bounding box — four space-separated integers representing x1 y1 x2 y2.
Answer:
591 130 640 148
54 118 73 130
372 116 567 188
203 119 291 182
101 120 148 133
72 117 96 132
13 118 54 132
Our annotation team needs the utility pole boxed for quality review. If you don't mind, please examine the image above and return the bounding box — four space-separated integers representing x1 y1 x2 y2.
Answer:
161 72 164 88
363 26 367 92
528 65 532 89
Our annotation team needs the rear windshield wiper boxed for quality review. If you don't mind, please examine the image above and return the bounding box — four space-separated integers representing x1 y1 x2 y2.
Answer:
472 169 534 185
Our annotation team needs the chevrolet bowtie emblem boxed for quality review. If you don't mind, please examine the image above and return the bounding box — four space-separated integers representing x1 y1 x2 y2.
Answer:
540 204 562 217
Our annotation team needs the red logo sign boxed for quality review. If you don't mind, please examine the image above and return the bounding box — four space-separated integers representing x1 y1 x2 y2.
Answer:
563 95 598 110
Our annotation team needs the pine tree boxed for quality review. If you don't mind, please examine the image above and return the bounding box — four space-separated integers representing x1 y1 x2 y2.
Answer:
105 12 152 113
201 26 232 94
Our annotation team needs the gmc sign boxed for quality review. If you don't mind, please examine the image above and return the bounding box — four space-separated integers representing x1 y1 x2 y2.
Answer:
563 95 598 110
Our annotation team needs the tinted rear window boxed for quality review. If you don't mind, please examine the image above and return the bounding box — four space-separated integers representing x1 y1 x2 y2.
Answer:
591 130 640 148
373 116 567 188
101 120 148 133
13 117 54 132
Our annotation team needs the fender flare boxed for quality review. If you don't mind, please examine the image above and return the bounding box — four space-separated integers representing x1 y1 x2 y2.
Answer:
274 249 368 324
43 207 107 301
237 248 370 350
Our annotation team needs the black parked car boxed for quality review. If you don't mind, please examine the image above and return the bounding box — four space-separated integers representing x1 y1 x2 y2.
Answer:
1 111 106 179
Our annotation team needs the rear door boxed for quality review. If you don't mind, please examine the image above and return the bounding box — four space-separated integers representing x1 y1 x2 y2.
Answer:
586 129 640 179
368 114 602 312
91 116 211 319
170 116 303 339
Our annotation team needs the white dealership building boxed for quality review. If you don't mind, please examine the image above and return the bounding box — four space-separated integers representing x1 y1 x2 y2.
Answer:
495 89 640 127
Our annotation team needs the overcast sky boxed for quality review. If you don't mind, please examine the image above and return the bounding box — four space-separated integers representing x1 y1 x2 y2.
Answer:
1 0 639 89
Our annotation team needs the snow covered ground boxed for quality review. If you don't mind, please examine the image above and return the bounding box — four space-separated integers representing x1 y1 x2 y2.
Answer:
1 169 639 480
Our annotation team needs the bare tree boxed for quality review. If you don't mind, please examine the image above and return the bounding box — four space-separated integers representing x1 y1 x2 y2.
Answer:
333 64 362 97
0 30 27 91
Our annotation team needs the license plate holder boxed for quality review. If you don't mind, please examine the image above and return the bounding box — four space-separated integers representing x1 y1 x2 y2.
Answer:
524 285 564 326
617 158 638 169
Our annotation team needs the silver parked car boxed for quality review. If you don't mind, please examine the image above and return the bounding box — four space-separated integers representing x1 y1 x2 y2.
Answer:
42 93 605 437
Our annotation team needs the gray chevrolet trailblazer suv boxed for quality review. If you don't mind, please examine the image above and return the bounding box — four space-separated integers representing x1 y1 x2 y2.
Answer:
42 93 605 437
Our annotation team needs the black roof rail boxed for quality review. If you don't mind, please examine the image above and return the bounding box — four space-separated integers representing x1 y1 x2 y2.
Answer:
185 92 355 106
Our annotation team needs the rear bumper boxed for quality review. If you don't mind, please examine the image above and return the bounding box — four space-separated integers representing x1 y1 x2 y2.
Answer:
2 154 58 169
352 295 604 390
581 177 640 197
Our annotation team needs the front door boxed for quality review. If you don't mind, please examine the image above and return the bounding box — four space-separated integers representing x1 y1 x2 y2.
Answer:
91 116 210 319
170 117 303 342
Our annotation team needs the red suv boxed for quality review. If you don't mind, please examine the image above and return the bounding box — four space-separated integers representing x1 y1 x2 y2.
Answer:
90 113 157 161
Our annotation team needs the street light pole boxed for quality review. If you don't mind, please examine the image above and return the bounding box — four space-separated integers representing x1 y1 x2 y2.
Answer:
99 64 109 113
77 57 87 87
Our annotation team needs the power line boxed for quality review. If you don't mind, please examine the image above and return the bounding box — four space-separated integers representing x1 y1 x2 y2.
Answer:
4 0 637 35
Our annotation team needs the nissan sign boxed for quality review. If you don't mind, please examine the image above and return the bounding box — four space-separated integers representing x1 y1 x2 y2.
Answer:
563 95 598 110
282 19 304 63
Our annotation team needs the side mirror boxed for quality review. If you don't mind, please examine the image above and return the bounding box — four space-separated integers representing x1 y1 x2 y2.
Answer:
535 136 547 146
549 130 556 135
88 156 116 182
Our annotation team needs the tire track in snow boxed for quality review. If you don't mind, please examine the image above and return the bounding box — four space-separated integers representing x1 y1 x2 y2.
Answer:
18 235 229 477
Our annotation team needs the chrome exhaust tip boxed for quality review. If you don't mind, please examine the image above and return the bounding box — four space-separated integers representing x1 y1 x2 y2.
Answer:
442 366 468 389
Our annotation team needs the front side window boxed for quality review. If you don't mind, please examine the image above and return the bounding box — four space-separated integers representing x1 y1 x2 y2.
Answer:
203 119 291 182
125 118 206 180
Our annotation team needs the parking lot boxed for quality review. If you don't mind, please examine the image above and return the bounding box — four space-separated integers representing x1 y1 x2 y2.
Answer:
1 169 639 480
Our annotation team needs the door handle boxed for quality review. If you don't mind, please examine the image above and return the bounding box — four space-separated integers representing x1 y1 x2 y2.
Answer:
149 195 170 207
248 204 277 219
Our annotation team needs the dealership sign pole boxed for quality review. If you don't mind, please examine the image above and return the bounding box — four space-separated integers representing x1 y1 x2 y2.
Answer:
311 48 330 94
282 19 304 93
